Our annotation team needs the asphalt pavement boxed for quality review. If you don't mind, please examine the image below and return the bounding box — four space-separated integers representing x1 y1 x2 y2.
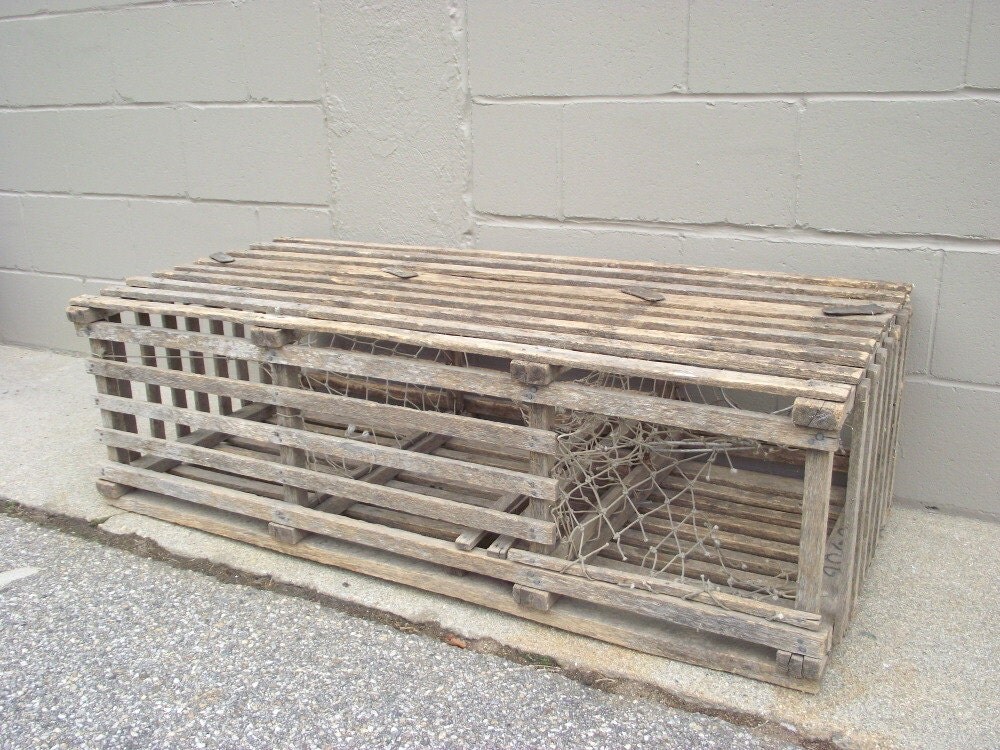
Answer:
0 514 802 750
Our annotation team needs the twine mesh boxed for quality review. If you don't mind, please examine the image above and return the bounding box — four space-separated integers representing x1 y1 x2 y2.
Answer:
545 373 799 603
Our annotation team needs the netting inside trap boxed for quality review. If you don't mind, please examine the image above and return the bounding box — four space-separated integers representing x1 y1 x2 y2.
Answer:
549 372 801 603
293 334 807 604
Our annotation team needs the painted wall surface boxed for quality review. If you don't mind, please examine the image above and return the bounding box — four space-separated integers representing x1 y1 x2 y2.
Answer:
0 1 997 516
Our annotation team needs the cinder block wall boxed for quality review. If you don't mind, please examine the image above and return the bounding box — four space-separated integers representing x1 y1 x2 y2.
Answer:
0 1 996 517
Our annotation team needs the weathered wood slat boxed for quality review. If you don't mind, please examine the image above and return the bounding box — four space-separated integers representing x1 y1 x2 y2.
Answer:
273 237 912 294
507 548 818 631
99 464 828 657
79 322 845 451
76 303 857 400
87 359 556 455
105 489 824 691
100 430 556 545
96 393 558 502
796 450 835 612
99 285 868 380
228 248 904 309
142 269 879 347
120 276 876 364
161 263 890 336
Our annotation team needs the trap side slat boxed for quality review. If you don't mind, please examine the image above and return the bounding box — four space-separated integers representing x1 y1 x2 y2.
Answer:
160 263 891 337
160 314 191 438
605 529 798 581
508 548 816 630
274 237 912 294
87 359 556 455
99 429 555 545
98 464 829 658
95 394 558 504
135 312 167 438
76 301 856 401
795 449 835 613
832 379 870 643
142 269 880 348
100 284 868 381
207 319 234 415
103 489 823 691
117 278 874 367
631 512 801 563
229 248 904 309
77 320 848 450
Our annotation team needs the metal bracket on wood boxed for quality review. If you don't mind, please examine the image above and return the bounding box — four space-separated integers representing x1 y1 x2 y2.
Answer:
821 303 887 317
621 286 666 303
383 266 419 279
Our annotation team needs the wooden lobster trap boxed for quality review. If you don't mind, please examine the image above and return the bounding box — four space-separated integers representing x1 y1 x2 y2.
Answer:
67 239 910 691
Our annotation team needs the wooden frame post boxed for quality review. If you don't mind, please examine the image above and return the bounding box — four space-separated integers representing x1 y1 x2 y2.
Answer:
510 361 560 611
249 326 311 544
68 307 140 499
796 449 835 613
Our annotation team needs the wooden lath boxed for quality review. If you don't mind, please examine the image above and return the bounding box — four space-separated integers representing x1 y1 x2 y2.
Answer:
68 240 911 692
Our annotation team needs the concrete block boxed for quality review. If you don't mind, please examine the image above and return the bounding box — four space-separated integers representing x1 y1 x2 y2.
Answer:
0 14 114 105
930 251 1000 385
0 271 105 353
240 0 323 101
319 0 468 244
181 105 328 204
468 0 686 96
689 1 968 93
258 206 333 243
0 196 27 269
61 108 187 197
472 104 561 218
0 110 75 191
967 0 1000 88
18 196 132 278
0 109 181 196
125 200 260 276
475 222 683 261
563 102 797 226
678 236 942 375
799 101 1000 238
107 3 246 102
896 380 1000 516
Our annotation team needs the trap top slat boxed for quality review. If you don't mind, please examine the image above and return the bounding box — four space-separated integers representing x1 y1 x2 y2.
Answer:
89 240 911 403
